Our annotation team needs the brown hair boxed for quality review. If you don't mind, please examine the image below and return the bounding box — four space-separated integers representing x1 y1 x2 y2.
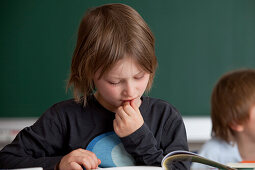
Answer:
67 3 157 105
211 69 255 142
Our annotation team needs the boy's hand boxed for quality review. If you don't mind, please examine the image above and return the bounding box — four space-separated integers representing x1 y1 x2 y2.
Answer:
58 148 101 170
113 99 144 137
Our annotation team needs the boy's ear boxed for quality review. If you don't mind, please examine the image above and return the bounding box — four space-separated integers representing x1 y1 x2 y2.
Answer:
229 123 244 132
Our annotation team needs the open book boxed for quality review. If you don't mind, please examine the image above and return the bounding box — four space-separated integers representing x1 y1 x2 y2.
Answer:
161 150 255 170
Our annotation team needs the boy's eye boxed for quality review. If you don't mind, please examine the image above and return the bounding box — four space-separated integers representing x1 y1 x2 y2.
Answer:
135 74 144 80
108 81 120 85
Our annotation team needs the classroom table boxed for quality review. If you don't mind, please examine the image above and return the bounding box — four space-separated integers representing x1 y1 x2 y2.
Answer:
4 166 162 170
98 166 162 169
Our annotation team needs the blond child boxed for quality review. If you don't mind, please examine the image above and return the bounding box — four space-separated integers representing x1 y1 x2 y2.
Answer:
0 4 189 170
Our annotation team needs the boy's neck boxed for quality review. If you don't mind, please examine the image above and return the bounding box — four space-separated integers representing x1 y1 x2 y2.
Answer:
236 133 255 160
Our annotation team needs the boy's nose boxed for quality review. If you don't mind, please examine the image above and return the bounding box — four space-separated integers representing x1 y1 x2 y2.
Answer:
123 83 135 97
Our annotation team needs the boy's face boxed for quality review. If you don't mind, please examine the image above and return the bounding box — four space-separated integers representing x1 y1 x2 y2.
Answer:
93 57 150 112
242 104 255 142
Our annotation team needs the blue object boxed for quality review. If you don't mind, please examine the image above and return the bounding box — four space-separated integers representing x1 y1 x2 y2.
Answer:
86 131 135 168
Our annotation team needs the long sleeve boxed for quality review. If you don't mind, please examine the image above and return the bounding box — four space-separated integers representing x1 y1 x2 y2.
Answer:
0 97 115 170
120 123 163 165
0 97 116 170
0 106 66 170
120 98 190 169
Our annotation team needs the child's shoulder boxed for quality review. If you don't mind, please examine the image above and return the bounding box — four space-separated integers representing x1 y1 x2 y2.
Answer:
52 98 80 109
142 96 181 117
143 96 179 111
202 137 232 148
45 98 84 116
34 99 81 126
196 137 242 165
199 137 238 157
48 95 97 114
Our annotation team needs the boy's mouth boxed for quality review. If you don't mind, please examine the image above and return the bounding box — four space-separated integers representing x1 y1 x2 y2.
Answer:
122 99 133 104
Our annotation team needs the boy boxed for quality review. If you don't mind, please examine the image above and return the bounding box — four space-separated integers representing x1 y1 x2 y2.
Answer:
192 69 255 169
0 4 189 170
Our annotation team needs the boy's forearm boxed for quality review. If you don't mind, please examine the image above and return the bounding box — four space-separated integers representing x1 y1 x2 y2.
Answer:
0 152 62 170
121 123 190 169
120 123 163 166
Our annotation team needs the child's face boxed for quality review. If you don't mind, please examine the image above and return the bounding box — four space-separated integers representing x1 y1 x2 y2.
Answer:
242 104 255 141
93 57 150 112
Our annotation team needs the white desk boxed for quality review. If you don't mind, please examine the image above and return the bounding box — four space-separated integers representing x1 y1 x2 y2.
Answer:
99 166 162 170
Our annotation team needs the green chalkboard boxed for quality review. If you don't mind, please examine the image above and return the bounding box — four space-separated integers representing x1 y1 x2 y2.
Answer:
1 0 255 117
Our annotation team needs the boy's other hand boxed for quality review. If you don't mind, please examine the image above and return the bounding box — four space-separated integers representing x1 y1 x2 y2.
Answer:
113 99 144 137
58 148 101 170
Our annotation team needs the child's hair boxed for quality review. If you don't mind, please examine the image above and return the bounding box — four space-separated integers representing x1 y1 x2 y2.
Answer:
67 3 157 105
211 69 255 143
